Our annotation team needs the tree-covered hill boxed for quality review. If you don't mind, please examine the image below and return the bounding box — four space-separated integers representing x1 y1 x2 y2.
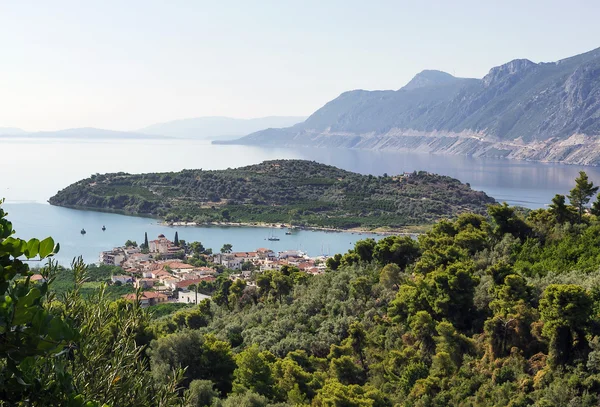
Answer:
48 160 494 230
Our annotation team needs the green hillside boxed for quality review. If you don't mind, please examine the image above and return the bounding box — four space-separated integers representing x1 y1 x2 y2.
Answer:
48 160 494 230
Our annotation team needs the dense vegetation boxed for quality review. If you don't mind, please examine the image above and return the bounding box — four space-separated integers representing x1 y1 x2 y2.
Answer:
49 263 135 299
6 171 600 406
48 160 494 230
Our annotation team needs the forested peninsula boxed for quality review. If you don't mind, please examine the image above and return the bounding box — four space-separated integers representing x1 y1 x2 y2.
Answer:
48 160 494 231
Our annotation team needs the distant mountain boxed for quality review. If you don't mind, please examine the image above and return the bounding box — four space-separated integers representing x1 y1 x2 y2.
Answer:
139 116 307 140
0 127 27 136
218 48 600 166
0 127 166 139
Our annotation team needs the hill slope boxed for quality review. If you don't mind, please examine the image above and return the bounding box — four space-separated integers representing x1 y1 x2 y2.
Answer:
218 48 600 165
139 116 306 140
48 160 494 230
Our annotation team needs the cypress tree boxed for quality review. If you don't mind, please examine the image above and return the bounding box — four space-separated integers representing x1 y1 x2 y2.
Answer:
174 231 179 246
144 232 149 249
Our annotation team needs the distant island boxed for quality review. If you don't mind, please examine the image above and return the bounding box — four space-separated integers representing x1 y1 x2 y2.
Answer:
0 127 169 139
48 160 495 231
0 116 307 141
138 116 306 140
216 48 600 166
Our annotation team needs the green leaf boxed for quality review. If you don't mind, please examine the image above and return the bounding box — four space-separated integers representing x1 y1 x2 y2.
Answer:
39 237 55 258
1 221 13 238
26 238 40 259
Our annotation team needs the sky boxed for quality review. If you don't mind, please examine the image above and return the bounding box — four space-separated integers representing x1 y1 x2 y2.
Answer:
1 0 599 132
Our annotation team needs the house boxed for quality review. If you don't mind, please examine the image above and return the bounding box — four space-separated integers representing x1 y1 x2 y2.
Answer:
111 275 133 285
260 259 287 272
256 248 276 259
122 291 168 307
178 290 211 305
162 277 180 290
134 278 155 289
175 276 216 290
126 252 151 263
162 261 195 277
195 267 217 275
151 270 172 279
162 261 194 271
279 250 304 259
100 250 125 266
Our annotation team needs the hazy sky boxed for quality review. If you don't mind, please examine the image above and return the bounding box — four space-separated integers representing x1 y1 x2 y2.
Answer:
1 0 599 131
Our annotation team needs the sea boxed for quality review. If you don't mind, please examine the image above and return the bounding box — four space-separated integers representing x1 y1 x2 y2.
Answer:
3 137 600 265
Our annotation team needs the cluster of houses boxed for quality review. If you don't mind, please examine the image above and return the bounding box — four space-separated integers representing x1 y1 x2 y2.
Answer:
101 234 327 307
99 234 183 266
212 248 327 277
111 259 217 307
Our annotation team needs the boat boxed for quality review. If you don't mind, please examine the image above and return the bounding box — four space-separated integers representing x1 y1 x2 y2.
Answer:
285 231 292 235
80 228 86 235
102 225 106 231
267 230 280 241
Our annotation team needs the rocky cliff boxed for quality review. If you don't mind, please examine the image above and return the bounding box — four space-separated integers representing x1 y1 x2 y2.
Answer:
217 48 600 165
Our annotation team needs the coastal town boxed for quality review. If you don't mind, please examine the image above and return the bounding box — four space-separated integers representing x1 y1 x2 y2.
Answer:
99 233 329 307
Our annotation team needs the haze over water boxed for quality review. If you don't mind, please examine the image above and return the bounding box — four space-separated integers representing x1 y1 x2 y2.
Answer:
3 137 599 264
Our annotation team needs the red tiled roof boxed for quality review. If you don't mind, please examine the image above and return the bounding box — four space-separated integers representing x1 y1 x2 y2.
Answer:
162 261 194 270
154 271 171 278
233 252 257 258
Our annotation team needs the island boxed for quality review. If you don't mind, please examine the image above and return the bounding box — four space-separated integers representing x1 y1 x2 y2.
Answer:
48 160 495 231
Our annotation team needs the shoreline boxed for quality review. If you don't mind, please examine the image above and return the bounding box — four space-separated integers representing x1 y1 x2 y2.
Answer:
161 220 425 236
46 203 426 236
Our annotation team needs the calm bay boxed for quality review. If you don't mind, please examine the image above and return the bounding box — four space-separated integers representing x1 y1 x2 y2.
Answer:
3 137 600 264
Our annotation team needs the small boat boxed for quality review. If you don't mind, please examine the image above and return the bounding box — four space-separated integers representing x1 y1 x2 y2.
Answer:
102 225 106 231
267 231 280 241
80 228 86 235
285 231 292 235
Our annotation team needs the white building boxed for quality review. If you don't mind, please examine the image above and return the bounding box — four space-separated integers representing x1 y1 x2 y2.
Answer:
111 275 133 284
100 250 125 266
178 290 211 305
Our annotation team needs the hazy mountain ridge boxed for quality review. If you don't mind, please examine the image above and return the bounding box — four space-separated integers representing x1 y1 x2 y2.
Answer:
0 127 27 136
139 116 307 140
218 48 600 165
0 127 168 139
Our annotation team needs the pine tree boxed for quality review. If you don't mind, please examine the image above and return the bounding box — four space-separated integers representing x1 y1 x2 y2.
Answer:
568 171 599 222
592 195 600 217
174 231 179 246
549 194 574 224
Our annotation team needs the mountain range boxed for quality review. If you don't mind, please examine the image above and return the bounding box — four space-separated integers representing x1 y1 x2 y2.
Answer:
216 47 600 166
0 116 306 141
0 127 166 139
138 116 306 140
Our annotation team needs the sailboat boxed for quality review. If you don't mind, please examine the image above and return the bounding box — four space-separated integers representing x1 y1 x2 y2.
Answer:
80 228 86 235
267 230 280 241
